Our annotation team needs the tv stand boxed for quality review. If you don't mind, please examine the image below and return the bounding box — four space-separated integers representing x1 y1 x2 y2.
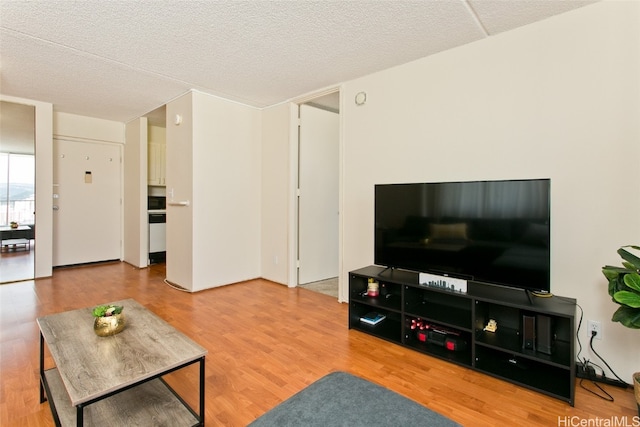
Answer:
349 265 576 405
377 266 394 276
525 289 534 305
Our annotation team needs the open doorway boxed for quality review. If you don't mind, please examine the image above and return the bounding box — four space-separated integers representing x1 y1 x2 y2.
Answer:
0 101 36 283
296 92 340 298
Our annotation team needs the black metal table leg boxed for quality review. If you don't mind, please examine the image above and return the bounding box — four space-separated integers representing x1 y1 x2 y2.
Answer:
39 332 45 403
77 404 83 426
200 357 206 425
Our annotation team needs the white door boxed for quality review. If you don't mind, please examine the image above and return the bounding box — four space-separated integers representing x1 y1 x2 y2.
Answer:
298 104 339 285
53 139 121 266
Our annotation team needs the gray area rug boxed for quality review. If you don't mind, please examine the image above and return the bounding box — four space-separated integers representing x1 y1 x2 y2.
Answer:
248 371 460 427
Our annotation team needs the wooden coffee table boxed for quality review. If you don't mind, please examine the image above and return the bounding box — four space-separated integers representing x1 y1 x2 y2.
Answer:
37 298 207 426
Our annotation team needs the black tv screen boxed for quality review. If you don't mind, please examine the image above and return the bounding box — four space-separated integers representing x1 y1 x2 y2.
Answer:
375 179 551 293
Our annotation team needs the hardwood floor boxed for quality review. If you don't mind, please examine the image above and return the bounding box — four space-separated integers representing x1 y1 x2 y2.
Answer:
0 262 636 426
0 240 34 283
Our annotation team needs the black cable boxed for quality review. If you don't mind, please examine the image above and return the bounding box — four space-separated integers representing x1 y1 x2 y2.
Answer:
577 337 615 402
578 377 614 402
573 304 625 401
588 360 604 375
574 303 584 364
588 332 630 386
560 301 629 401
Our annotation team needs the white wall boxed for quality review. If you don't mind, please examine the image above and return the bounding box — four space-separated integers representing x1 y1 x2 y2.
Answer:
166 91 262 292
166 92 194 289
123 117 148 268
340 1 639 380
54 112 125 143
192 91 262 291
261 103 293 285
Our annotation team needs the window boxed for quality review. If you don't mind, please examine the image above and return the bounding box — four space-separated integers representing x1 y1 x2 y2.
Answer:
0 153 35 226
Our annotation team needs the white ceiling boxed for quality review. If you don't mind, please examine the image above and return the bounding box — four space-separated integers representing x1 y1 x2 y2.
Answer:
0 0 597 124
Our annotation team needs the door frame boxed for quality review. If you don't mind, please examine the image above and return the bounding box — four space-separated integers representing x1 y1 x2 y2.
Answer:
0 95 54 279
287 86 345 301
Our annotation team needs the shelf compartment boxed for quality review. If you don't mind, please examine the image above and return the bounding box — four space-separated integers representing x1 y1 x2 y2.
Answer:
404 339 472 366
404 286 472 330
475 329 572 368
474 324 521 352
404 318 472 366
474 345 573 404
349 303 402 343
475 301 521 333
475 301 573 368
349 274 402 312
43 368 199 426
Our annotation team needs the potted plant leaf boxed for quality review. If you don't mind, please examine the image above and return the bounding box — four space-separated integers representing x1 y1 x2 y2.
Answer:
601 245 640 415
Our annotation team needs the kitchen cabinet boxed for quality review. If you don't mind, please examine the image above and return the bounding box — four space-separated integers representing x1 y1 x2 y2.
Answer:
148 142 165 185
148 124 166 186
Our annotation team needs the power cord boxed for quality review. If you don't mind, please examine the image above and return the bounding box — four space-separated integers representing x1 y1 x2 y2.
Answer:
588 331 629 386
164 278 190 292
575 303 584 363
576 332 614 402
578 364 614 401
574 304 629 401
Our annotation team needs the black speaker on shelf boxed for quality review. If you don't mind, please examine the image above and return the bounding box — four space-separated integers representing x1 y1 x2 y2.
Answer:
522 315 536 351
536 314 554 355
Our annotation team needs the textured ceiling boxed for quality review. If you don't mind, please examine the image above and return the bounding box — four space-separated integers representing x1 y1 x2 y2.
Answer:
0 0 597 124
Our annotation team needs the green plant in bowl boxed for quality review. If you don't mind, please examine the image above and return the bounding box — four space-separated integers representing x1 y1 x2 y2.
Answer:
92 304 123 317
92 304 125 337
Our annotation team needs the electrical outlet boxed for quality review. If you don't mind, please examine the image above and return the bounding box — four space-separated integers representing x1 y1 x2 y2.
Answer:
588 320 602 340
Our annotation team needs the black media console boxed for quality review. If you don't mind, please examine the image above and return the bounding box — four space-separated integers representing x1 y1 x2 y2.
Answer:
349 265 576 405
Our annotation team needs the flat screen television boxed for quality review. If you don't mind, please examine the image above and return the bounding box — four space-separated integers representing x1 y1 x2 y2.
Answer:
375 179 551 293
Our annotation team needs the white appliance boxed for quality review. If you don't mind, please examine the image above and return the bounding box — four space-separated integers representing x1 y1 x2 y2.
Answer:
148 212 166 264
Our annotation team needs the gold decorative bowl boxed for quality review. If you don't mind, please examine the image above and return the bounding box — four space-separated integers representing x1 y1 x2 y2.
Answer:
93 313 126 337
